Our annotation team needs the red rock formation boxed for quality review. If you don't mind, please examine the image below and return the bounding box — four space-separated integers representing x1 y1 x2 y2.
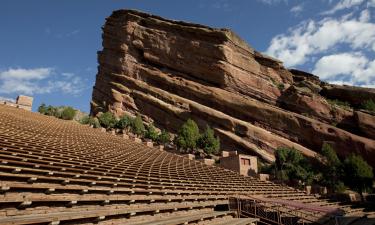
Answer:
91 9 375 167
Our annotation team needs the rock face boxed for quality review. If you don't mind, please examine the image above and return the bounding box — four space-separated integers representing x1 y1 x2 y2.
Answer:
91 9 375 167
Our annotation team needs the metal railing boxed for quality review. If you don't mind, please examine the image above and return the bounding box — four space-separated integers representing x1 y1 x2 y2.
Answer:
229 196 342 225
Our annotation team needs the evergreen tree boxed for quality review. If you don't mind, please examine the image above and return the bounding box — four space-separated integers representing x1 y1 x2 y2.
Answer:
197 125 220 155
274 147 312 185
343 154 373 200
320 143 344 192
176 119 200 151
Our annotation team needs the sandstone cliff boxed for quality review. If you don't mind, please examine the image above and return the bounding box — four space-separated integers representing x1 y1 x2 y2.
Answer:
91 9 375 166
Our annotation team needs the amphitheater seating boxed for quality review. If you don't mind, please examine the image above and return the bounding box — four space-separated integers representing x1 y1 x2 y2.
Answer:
0 105 371 224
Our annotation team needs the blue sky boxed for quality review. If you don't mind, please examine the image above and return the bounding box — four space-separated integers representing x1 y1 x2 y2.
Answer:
0 0 374 113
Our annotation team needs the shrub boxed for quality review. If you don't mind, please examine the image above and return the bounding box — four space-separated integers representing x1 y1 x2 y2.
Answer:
277 83 285 91
60 107 76 120
98 112 117 129
361 99 375 112
343 154 373 199
327 99 352 110
131 115 145 136
145 124 159 141
334 181 347 194
176 119 200 150
89 117 101 128
38 103 47 115
116 115 133 130
79 115 90 124
45 105 57 116
197 125 220 155
158 130 171 145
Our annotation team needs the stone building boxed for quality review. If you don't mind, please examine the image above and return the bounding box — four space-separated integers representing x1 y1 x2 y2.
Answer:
220 151 258 177
0 95 33 111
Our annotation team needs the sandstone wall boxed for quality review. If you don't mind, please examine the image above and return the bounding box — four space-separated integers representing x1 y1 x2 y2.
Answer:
91 10 375 166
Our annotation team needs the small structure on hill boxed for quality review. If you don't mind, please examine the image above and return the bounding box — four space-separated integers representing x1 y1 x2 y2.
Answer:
0 95 33 111
220 151 258 176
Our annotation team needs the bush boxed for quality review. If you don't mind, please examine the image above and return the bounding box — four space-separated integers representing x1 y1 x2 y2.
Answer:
327 99 352 110
277 83 285 91
79 115 90 124
98 112 117 129
38 103 47 114
145 124 159 141
158 130 171 145
45 105 57 116
343 154 373 198
258 162 273 174
131 115 145 136
197 125 220 155
361 99 375 112
89 117 101 128
334 181 347 194
116 115 133 130
176 119 200 150
60 107 76 120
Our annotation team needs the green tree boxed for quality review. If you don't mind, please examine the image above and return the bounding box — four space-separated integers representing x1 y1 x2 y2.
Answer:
176 119 200 151
38 103 47 115
131 115 145 136
60 107 76 120
145 124 159 141
98 112 117 129
158 130 171 145
274 147 312 184
343 154 373 200
320 143 344 192
116 115 133 130
197 125 220 155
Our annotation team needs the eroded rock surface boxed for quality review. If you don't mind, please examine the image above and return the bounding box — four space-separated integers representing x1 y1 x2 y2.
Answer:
91 9 375 166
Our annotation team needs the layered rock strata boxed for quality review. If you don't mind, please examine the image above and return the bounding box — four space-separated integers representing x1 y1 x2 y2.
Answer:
91 9 375 166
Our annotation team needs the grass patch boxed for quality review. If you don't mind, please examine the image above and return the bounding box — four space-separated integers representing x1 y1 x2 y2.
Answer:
361 99 375 112
327 99 352 110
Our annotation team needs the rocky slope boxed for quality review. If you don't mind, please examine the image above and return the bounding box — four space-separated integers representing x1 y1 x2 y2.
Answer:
91 9 375 166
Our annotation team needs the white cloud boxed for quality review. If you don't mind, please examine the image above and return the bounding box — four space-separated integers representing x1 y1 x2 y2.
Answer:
62 72 74 78
0 68 86 96
368 0 375 7
322 0 365 15
290 4 304 15
312 52 375 86
0 68 52 80
266 10 375 67
257 0 287 5
359 8 371 21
